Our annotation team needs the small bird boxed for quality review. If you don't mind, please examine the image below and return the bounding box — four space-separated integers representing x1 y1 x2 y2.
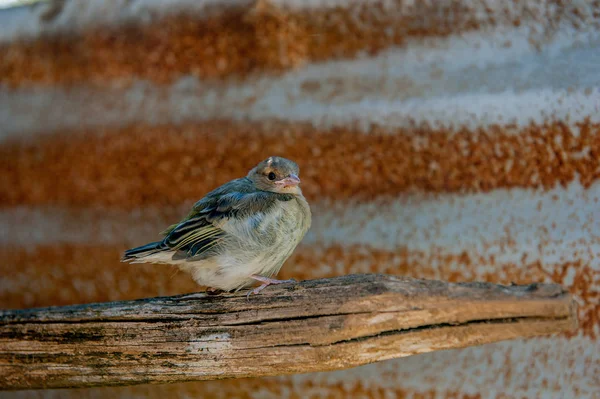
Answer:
122 156 311 296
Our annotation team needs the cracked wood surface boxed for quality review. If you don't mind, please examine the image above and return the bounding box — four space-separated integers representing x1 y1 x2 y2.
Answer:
0 274 577 391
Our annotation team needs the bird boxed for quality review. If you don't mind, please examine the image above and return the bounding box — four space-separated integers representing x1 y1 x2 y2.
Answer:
121 156 311 296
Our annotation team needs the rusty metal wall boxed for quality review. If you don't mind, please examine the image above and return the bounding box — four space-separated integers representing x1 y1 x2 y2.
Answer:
1 0 599 397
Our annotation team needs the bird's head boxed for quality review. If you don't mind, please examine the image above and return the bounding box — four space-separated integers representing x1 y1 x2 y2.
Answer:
248 156 302 195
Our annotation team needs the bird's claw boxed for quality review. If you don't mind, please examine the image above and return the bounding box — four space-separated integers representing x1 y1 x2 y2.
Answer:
246 284 268 299
246 275 297 299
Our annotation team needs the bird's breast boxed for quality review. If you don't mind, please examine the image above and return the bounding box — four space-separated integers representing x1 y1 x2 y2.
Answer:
224 196 310 250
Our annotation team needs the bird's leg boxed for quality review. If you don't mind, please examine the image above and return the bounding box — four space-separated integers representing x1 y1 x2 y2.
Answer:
247 275 296 297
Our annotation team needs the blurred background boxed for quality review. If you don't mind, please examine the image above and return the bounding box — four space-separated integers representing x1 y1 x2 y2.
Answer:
0 0 599 397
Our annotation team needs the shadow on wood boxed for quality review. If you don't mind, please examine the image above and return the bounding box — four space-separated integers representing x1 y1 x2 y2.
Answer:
0 274 577 391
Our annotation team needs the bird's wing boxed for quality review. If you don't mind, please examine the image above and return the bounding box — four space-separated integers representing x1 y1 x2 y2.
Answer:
161 178 293 261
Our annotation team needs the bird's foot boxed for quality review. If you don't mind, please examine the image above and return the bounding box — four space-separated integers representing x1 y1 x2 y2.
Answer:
206 287 224 295
246 275 296 298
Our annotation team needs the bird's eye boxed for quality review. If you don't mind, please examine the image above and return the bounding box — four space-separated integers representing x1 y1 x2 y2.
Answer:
268 172 276 181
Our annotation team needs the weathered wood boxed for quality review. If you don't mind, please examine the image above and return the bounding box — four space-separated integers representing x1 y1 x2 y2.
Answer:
0 274 576 391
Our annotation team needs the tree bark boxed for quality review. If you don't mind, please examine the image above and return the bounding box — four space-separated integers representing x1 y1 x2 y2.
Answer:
0 274 577 391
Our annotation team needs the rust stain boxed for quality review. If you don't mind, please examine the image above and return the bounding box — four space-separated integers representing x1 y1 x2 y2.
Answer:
0 244 596 338
0 0 500 88
1 120 599 209
0 244 197 309
3 377 485 399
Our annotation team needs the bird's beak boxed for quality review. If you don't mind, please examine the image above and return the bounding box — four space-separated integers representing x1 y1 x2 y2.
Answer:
276 174 301 188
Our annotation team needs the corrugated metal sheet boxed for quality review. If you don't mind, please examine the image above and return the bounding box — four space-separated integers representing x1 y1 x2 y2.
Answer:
0 0 599 397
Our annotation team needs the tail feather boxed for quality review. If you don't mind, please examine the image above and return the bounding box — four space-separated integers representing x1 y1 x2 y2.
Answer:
122 241 164 262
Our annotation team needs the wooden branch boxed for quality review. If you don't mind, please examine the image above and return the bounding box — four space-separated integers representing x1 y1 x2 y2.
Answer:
0 274 577 391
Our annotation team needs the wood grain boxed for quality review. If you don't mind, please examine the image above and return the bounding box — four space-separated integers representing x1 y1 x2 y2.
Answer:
0 274 577 391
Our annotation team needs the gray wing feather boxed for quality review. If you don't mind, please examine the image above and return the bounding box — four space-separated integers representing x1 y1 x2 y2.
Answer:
163 178 293 261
